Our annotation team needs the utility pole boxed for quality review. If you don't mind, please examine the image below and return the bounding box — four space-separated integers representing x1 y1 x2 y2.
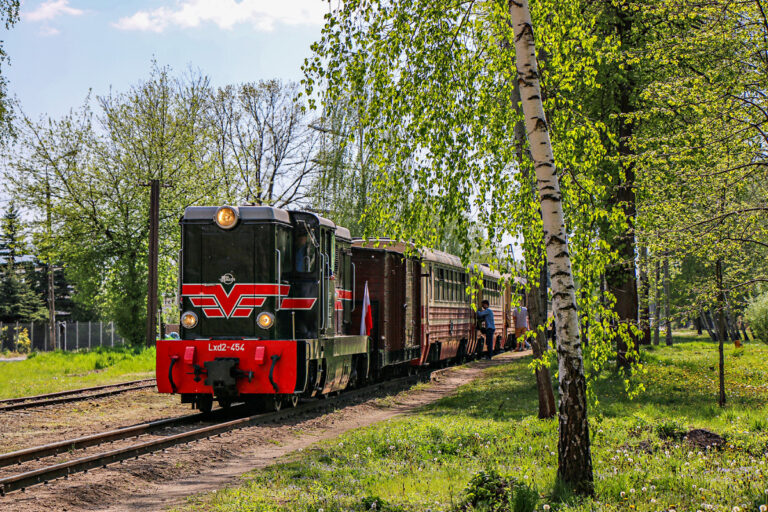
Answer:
45 168 56 351
145 179 160 347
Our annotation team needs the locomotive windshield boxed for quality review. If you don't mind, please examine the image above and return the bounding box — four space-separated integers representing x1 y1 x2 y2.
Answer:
181 222 276 339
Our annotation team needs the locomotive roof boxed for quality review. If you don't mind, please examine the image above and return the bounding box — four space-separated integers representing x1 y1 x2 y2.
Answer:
290 210 351 241
183 206 291 224
335 226 352 242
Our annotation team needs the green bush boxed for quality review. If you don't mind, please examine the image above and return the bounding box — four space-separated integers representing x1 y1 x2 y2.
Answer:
15 328 31 354
745 292 768 343
460 469 538 512
654 419 687 441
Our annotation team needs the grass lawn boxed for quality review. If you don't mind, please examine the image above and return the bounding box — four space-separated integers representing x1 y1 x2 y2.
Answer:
178 332 768 512
0 346 156 399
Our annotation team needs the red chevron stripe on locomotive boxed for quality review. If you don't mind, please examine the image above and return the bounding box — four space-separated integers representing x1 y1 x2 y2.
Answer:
182 283 289 319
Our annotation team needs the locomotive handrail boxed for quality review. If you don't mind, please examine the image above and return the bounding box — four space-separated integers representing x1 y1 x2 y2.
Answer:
275 248 282 311
319 252 327 330
168 355 179 393
351 262 356 312
268 354 281 393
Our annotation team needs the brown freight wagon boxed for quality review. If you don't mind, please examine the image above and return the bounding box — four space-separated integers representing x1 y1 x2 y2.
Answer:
350 240 421 375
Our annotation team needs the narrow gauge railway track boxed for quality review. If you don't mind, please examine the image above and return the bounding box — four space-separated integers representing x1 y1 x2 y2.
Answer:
0 379 156 412
0 372 427 496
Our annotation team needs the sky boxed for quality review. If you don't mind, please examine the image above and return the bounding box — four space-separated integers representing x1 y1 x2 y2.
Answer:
5 0 329 120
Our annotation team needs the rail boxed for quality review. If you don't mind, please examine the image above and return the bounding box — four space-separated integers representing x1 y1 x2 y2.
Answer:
0 379 156 412
0 373 426 496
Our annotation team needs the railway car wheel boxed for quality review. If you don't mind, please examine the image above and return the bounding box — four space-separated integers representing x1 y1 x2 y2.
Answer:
197 395 213 415
287 394 299 408
272 395 283 412
218 398 232 410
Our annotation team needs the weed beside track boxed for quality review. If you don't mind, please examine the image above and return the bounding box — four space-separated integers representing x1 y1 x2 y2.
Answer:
0 346 155 399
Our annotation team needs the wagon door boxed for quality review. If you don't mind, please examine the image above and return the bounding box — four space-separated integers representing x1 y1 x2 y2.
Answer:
404 257 420 360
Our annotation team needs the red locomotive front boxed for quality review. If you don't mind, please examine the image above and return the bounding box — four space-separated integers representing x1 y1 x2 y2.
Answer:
156 206 366 413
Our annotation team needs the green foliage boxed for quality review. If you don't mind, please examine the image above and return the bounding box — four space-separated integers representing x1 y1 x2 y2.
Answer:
461 469 538 512
178 337 768 512
0 202 46 322
653 419 686 441
9 63 228 342
746 292 768 344
0 345 155 399
0 0 18 140
14 327 30 353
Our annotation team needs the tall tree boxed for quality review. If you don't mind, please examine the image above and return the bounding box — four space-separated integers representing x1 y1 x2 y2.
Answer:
0 202 45 323
508 0 592 492
210 80 318 207
8 65 225 343
0 0 18 140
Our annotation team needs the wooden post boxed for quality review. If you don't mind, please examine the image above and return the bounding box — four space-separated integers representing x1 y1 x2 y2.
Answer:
145 179 160 347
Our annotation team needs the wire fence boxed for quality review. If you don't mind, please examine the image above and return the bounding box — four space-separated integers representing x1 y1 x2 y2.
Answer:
0 321 125 352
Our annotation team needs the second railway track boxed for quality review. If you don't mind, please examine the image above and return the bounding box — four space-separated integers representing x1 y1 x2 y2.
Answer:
0 372 427 496
0 379 157 412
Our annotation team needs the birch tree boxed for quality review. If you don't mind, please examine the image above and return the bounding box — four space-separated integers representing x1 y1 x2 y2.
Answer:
508 0 592 491
305 0 607 494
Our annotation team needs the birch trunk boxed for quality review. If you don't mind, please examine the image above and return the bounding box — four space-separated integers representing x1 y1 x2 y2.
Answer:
508 0 593 494
511 71 556 421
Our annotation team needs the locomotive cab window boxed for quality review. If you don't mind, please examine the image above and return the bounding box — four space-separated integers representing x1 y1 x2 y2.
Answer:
294 224 317 273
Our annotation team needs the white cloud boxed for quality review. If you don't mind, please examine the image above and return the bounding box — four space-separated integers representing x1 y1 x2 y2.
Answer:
112 0 328 33
38 25 61 36
24 0 84 22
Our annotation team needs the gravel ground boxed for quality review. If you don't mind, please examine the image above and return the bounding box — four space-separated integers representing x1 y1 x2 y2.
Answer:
0 388 193 454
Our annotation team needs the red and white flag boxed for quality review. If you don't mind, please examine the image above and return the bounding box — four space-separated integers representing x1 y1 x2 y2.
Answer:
360 281 373 336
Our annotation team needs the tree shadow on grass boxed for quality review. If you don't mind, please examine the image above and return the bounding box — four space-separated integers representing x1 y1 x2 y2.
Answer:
417 341 768 429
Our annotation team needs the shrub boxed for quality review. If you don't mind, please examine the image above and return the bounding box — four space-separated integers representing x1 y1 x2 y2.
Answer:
745 292 768 343
460 469 538 512
654 419 686 440
360 495 403 511
15 328 31 354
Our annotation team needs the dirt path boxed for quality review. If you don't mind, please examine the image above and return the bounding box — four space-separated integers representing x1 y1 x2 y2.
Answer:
2 351 530 512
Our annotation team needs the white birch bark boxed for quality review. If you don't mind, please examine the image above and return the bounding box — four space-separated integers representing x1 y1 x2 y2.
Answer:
508 0 594 493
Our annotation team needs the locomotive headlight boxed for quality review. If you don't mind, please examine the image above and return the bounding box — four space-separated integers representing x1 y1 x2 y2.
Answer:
181 311 198 329
257 311 275 330
215 206 238 230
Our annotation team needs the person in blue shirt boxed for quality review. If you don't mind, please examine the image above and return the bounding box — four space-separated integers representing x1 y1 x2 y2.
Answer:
476 300 495 359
